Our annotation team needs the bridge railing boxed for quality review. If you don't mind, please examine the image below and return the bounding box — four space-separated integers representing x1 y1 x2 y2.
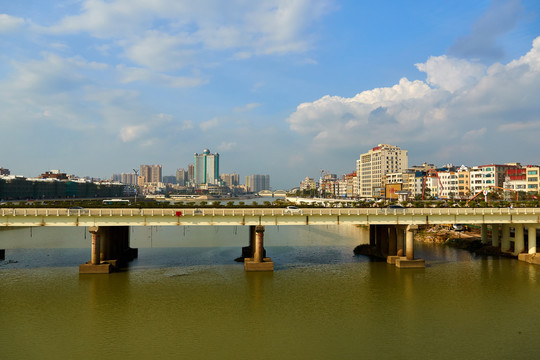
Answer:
1 207 539 218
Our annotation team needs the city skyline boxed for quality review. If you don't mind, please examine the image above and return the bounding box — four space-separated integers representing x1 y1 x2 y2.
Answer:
1 1 539 189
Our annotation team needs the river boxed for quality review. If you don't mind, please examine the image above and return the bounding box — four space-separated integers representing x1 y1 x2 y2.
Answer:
1 224 540 359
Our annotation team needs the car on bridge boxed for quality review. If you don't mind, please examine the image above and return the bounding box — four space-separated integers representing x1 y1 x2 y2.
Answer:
285 206 303 215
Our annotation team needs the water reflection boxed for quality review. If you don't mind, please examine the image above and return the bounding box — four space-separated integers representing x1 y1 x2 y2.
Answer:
3 224 540 359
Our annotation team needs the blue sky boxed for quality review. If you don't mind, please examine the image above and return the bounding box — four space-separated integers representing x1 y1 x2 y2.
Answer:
1 0 539 189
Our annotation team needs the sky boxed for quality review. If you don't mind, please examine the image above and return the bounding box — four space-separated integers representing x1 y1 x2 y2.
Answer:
0 0 539 189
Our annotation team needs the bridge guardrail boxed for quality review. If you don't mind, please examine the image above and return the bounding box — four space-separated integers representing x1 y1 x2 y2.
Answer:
1 207 540 218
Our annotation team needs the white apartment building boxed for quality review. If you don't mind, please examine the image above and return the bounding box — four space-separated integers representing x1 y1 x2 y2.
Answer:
300 177 317 191
439 171 459 199
470 167 484 195
526 166 540 192
356 144 408 198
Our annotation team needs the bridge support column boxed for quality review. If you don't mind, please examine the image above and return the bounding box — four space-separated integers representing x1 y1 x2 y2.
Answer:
501 224 511 252
395 225 425 268
396 226 405 256
387 226 403 264
244 225 273 271
514 225 524 256
0 249 4 260
80 226 137 274
80 226 112 274
528 226 537 254
481 224 488 244
491 224 500 247
519 225 540 264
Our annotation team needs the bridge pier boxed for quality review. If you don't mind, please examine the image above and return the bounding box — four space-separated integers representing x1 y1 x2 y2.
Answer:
481 224 488 244
244 225 273 271
518 225 540 264
0 249 4 260
501 224 511 252
387 226 405 264
396 226 405 256
491 224 500 247
395 225 425 268
80 226 138 274
514 225 524 256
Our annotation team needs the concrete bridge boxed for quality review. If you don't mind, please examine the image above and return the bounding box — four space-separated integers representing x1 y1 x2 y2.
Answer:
1 207 539 272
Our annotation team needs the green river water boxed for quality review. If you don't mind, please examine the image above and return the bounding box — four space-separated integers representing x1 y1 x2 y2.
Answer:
1 225 540 359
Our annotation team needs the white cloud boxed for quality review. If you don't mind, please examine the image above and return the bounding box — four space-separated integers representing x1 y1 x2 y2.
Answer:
463 127 487 140
233 103 261 112
120 124 148 142
123 30 197 71
200 117 220 131
116 64 205 87
287 36 540 161
41 0 334 63
0 14 25 33
0 53 171 146
181 120 194 130
218 141 237 151
416 55 486 93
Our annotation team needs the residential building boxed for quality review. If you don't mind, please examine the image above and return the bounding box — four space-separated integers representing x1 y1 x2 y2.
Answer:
503 167 527 193
526 165 540 193
194 149 219 185
120 173 138 185
300 177 317 192
188 164 194 183
163 176 176 184
39 170 68 180
140 165 162 184
439 171 459 199
479 164 519 189
356 144 408 198
246 174 270 193
176 168 188 186
457 166 471 198
0 167 10 176
220 173 240 187
470 167 484 195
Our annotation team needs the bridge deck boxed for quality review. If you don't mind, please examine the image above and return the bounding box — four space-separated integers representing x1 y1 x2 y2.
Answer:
1 207 539 227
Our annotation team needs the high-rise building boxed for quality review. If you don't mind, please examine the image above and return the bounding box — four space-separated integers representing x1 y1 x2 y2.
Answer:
220 173 239 187
120 173 138 185
194 149 219 185
356 144 408 198
163 176 176 184
139 165 162 184
176 168 188 186
188 164 194 183
246 174 270 193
